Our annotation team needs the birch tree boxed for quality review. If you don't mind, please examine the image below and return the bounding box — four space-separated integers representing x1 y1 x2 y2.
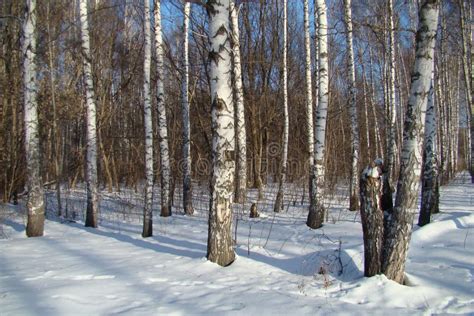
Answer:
458 0 473 183
369 47 383 159
303 0 317 226
23 0 45 237
230 1 247 204
182 1 194 215
383 0 439 283
206 0 236 267
80 0 99 228
343 0 360 211
388 0 398 167
307 0 329 229
154 0 172 217
382 0 398 213
142 0 154 237
46 2 62 217
274 0 288 213
418 79 438 226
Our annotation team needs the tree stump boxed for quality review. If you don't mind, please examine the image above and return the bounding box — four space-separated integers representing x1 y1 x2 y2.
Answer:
360 164 384 277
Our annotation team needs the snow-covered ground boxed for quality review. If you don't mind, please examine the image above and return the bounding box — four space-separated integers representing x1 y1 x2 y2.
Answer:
1 173 473 315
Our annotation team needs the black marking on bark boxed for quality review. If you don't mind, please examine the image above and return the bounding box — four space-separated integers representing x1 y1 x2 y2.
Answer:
214 24 227 38
225 150 234 162
206 0 217 16
208 50 222 66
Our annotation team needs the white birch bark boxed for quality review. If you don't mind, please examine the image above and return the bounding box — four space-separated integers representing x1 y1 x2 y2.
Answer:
386 0 398 181
304 0 317 226
419 79 438 226
23 0 45 237
313 3 319 129
343 0 360 211
307 0 328 229
274 0 288 213
182 1 194 215
80 0 99 228
383 0 439 284
230 2 247 204
435 61 447 182
154 0 171 217
369 47 383 159
451 66 459 173
459 0 473 182
142 0 154 237
206 0 236 267
362 63 371 161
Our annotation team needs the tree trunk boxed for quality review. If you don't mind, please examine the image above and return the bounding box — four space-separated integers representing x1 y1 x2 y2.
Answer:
307 0 328 229
368 48 383 159
206 0 236 267
304 0 317 225
274 0 288 213
360 166 384 277
154 0 172 217
182 2 194 215
23 0 45 237
419 80 438 226
142 0 154 237
382 0 398 215
382 0 439 284
359 49 371 164
230 2 247 205
344 0 360 211
458 0 473 182
80 0 99 228
46 2 62 217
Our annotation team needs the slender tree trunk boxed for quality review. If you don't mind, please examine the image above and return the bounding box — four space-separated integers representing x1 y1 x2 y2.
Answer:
23 0 45 237
458 0 473 182
274 0 288 213
46 2 62 217
182 2 194 215
80 0 99 228
154 0 171 217
383 0 439 284
359 49 371 163
470 0 473 181
382 0 398 214
304 0 317 225
142 0 154 237
344 0 360 211
307 0 329 229
435 61 448 183
452 63 460 173
419 79 439 226
206 0 235 267
230 2 247 205
369 48 383 159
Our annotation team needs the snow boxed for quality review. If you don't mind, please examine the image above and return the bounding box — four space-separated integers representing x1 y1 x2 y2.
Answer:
1 173 473 315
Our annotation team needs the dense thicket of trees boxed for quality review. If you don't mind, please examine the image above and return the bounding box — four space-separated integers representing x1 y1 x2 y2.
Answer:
1 0 471 275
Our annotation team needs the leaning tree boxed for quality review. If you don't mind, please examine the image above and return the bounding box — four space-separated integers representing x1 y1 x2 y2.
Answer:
383 0 440 284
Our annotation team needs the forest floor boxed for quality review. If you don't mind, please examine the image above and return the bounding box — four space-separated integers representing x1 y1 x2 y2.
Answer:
1 172 473 315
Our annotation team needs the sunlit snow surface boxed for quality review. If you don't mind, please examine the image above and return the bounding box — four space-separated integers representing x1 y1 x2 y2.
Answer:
1 173 473 315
